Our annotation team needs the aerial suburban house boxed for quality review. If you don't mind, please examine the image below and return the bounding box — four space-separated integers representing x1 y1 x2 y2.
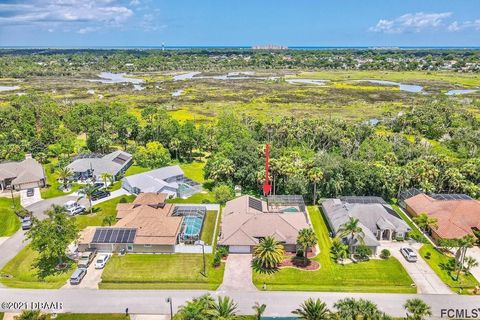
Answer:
78 192 207 253
0 154 46 191
121 165 201 198
322 196 410 255
401 189 480 240
67 151 132 182
218 195 309 253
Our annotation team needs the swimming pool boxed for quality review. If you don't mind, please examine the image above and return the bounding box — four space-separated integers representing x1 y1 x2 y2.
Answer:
182 215 203 238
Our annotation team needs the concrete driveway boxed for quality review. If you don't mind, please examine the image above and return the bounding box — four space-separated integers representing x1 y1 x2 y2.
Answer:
0 230 28 270
218 254 257 292
467 246 480 283
380 242 452 294
62 258 104 289
19 187 42 207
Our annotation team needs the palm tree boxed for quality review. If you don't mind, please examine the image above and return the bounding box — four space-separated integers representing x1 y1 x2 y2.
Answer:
14 310 49 320
57 167 73 190
80 184 97 213
455 235 476 280
412 213 438 232
177 294 214 320
252 302 267 320
308 167 323 204
102 215 116 226
253 236 285 270
404 298 432 320
297 228 317 259
337 217 365 253
208 296 238 319
334 298 381 320
292 298 331 320
330 238 348 264
99 172 113 188
463 256 479 275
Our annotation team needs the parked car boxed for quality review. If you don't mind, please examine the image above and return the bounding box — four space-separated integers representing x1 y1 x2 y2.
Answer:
26 188 34 197
78 249 97 268
63 201 86 216
21 216 32 230
69 268 87 285
95 253 111 269
93 182 105 190
91 190 111 201
400 247 418 262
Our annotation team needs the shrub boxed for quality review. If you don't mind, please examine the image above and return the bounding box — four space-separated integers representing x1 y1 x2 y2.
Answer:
201 199 211 204
217 246 228 258
119 197 128 203
212 252 222 267
408 231 427 243
354 245 372 261
296 248 304 258
424 251 432 260
380 249 391 259
213 184 234 205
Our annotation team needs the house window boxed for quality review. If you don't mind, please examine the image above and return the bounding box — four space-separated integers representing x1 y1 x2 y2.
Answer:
144 244 152 248
127 244 133 252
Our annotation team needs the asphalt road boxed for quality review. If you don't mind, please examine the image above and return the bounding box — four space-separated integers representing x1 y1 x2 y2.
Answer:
0 230 28 270
1 289 480 319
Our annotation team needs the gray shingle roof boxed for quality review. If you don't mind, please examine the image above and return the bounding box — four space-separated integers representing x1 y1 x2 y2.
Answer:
67 151 132 176
122 165 184 193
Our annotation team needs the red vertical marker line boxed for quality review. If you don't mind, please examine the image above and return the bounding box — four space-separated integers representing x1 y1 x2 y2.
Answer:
262 144 272 196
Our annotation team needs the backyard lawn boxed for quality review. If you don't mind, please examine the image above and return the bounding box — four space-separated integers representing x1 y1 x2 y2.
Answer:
200 211 218 245
0 197 20 237
167 191 215 204
0 246 74 289
253 206 416 293
419 244 479 293
179 161 207 184
75 195 136 229
100 253 225 289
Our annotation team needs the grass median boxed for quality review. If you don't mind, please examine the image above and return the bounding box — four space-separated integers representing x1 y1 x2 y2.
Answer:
253 206 416 293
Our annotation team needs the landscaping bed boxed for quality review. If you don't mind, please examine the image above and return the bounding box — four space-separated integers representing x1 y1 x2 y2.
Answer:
253 206 416 293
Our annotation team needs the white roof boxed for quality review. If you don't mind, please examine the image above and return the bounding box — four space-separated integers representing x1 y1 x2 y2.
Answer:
123 165 184 192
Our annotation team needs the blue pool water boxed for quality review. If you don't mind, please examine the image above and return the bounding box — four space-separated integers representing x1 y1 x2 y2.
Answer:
183 216 203 237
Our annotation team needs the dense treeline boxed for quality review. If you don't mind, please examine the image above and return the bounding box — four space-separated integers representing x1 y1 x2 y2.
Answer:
1 93 479 202
0 48 479 77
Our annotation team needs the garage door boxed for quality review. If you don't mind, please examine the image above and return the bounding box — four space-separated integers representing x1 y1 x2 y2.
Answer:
229 246 251 253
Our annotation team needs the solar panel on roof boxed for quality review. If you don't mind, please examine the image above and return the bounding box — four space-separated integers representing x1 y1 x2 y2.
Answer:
92 228 136 244
249 197 263 211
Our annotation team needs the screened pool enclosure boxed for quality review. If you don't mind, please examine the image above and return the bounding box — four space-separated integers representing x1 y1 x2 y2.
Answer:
172 206 206 244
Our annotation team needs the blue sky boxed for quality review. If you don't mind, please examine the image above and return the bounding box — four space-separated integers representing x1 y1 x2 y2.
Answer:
0 0 479 47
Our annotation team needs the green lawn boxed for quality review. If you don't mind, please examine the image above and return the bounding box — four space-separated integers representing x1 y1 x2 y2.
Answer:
40 163 81 199
0 197 20 237
75 195 136 229
167 191 215 204
100 253 225 290
55 314 129 320
179 161 207 183
0 246 74 289
200 211 218 245
419 244 479 293
253 206 416 293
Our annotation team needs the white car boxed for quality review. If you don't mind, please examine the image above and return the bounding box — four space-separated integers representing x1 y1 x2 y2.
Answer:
64 201 86 216
95 253 111 269
400 247 418 262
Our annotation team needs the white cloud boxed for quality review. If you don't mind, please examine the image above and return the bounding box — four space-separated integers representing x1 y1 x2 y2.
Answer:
448 20 480 32
0 0 134 32
369 12 452 34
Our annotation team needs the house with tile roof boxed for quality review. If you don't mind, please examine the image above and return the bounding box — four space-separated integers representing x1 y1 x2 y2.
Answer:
78 192 207 253
0 154 46 191
404 192 480 240
218 195 310 253
322 196 410 255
